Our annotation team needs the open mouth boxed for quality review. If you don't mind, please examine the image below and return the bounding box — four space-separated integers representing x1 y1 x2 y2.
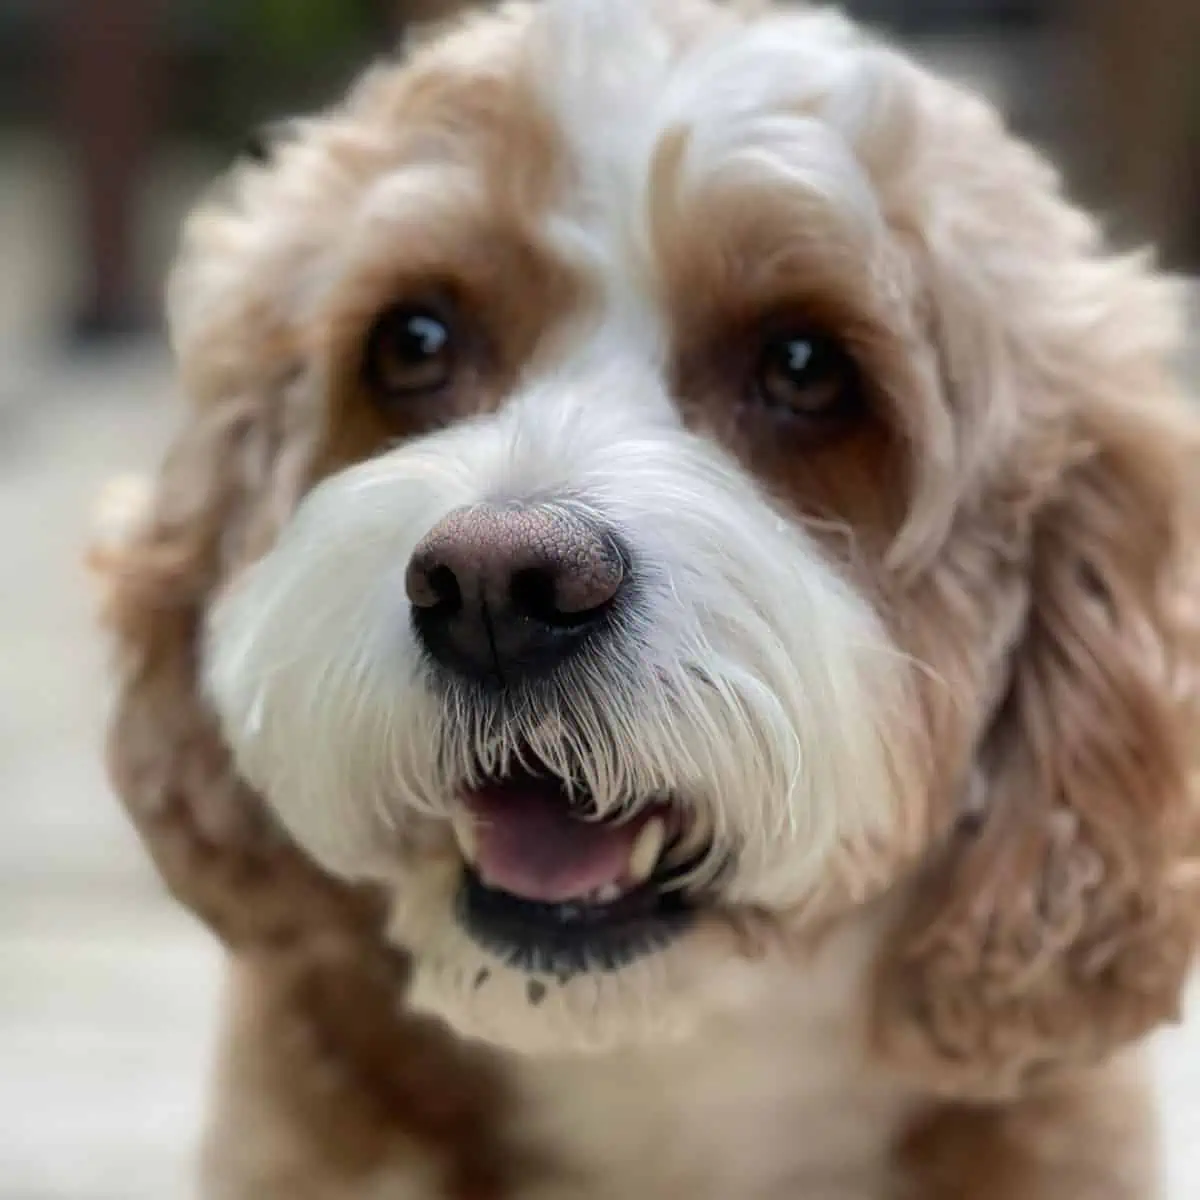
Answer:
450 762 712 978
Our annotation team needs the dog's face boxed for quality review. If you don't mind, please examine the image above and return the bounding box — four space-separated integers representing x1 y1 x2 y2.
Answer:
187 0 1199 1064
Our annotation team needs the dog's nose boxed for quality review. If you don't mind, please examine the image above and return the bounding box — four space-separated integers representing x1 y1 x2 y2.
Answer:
406 503 627 683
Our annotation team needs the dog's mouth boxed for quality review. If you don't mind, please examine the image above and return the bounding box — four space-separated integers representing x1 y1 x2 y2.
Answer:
450 762 712 977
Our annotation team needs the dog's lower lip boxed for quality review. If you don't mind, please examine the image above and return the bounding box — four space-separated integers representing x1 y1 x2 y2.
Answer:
455 867 694 978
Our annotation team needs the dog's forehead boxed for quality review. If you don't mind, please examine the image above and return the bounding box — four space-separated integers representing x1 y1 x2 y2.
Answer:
530 0 882 206
386 1 889 237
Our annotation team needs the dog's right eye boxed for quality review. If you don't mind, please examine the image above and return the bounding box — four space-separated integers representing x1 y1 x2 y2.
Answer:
362 303 458 400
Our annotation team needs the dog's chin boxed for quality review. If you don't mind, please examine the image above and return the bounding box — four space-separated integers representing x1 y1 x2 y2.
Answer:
384 762 757 1055
397 897 755 1057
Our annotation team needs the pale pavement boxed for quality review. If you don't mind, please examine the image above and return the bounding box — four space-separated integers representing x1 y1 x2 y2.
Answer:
0 136 1197 1199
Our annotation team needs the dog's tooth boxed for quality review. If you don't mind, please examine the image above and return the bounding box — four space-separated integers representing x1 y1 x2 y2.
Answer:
451 809 478 866
595 883 622 905
627 817 666 885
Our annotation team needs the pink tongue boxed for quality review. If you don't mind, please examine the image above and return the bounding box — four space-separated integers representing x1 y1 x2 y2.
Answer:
464 782 649 904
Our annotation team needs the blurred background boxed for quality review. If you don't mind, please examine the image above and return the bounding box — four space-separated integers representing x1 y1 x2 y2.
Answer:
0 2 1196 1198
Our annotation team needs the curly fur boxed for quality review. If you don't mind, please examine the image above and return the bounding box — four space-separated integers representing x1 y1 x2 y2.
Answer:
97 1 1200 1196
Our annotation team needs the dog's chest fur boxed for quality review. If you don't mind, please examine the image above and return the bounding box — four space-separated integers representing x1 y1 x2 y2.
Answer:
504 916 916 1199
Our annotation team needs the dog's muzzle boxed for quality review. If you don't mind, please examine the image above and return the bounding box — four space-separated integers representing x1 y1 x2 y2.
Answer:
403 501 704 975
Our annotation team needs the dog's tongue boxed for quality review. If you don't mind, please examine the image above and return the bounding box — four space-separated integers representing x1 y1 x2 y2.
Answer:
464 782 649 904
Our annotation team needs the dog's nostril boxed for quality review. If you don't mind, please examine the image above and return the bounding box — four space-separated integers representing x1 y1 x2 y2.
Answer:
510 565 557 625
406 556 463 614
509 565 606 630
508 542 625 629
425 564 462 616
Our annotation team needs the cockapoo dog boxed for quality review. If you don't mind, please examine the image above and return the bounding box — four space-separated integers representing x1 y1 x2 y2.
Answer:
97 1 1200 1196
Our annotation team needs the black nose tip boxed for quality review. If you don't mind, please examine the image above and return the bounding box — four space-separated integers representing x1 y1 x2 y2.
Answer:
406 503 628 684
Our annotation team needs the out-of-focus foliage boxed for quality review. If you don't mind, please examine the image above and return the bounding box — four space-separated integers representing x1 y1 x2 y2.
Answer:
209 0 373 69
187 0 382 148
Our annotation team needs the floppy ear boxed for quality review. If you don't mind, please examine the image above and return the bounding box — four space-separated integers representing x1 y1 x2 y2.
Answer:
880 421 1200 1096
95 382 378 949
872 87 1200 1097
93 139 381 952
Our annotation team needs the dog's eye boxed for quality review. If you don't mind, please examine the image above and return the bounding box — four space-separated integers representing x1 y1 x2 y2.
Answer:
363 303 457 399
753 330 862 427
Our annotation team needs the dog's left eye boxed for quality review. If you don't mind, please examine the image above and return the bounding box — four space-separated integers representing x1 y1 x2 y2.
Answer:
363 303 457 399
752 329 862 427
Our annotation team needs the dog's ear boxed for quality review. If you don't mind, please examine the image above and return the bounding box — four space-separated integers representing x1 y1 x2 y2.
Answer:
873 88 1200 1097
879 417 1200 1095
94 139 380 951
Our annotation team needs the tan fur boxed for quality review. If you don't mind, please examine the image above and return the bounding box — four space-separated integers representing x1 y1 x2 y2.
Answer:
899 1051 1162 1199
97 2 1200 1196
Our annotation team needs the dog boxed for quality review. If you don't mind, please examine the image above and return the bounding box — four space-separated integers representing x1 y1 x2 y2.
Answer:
96 1 1200 1196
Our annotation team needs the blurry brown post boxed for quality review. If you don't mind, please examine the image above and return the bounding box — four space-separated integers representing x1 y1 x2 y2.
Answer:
55 0 164 341
1068 0 1200 264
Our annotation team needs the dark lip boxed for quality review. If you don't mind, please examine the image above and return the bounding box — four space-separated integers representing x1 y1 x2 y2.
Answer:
455 867 695 980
